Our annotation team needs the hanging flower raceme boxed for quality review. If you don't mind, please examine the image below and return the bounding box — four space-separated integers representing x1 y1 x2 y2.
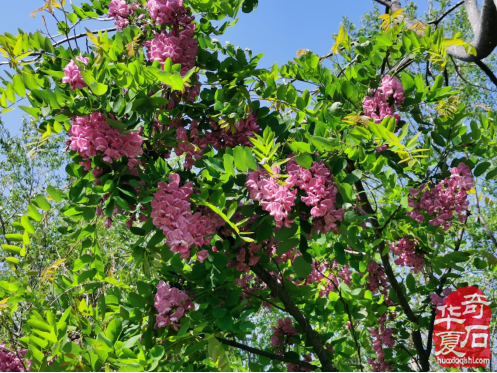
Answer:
407 162 474 230
246 165 297 228
67 112 143 171
362 75 404 125
286 159 345 234
367 314 394 372
154 281 193 330
146 25 198 75
270 317 299 353
150 173 224 259
0 344 29 372
430 288 454 313
205 113 260 149
147 0 190 26
62 56 88 90
366 261 391 302
108 0 139 30
305 260 352 297
389 237 424 273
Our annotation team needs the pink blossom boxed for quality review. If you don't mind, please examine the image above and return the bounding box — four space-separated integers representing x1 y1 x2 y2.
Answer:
205 113 260 149
109 0 130 18
62 58 88 90
368 314 394 372
146 25 197 75
366 261 390 302
150 174 224 259
270 317 299 353
305 260 352 297
147 0 190 26
245 166 297 228
196 250 208 263
68 113 143 170
362 74 404 126
0 344 29 372
287 354 312 372
407 163 474 230
287 159 345 234
154 281 193 330
390 237 424 273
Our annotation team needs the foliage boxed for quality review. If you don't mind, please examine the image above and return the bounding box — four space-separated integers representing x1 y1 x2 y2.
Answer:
0 0 495 372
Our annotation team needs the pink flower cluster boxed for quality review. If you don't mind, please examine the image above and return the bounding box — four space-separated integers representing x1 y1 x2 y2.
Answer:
154 281 193 330
228 242 262 273
305 260 352 297
0 344 29 372
147 0 190 26
205 114 260 149
108 0 138 30
62 56 88 90
368 314 394 372
146 24 197 75
246 160 344 232
270 317 299 352
430 288 454 312
362 75 404 124
174 121 205 169
246 166 297 228
150 173 224 259
366 261 391 302
287 159 345 234
68 112 143 170
408 162 474 230
389 237 424 273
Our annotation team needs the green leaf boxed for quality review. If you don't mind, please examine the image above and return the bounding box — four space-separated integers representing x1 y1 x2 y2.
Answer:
47 186 63 202
275 224 298 241
406 273 416 293
4 234 23 242
223 154 235 176
233 146 248 172
1 244 22 254
293 256 313 278
89 81 108 96
105 318 123 345
295 154 313 169
474 162 490 177
486 167 497 180
276 238 299 255
12 75 26 97
244 148 258 171
114 196 130 211
36 195 51 211
21 215 35 234
27 204 42 222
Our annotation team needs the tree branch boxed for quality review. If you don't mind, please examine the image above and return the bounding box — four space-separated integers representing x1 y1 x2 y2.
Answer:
0 27 117 67
463 0 481 33
428 1 464 25
348 160 430 371
474 59 497 88
216 337 318 371
250 264 336 372
473 185 497 249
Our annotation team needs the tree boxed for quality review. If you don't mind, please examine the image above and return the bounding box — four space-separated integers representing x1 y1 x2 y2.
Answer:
0 0 495 371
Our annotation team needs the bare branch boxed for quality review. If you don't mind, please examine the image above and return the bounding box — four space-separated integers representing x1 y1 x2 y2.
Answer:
372 0 392 6
463 0 481 33
446 0 497 61
250 264 336 372
427 1 464 25
216 337 319 371
474 59 497 88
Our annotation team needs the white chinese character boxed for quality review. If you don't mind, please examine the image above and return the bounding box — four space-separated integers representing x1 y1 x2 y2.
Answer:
460 325 489 348
461 293 490 319
435 331 466 357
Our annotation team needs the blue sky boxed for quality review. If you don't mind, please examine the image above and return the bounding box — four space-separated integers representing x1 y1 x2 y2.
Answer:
0 0 430 132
